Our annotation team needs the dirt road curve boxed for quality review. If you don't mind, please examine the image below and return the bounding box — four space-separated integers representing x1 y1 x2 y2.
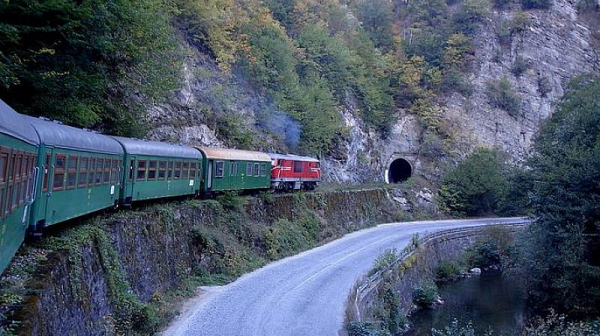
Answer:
162 217 527 336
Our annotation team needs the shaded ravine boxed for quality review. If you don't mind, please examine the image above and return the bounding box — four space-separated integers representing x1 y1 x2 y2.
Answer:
162 217 526 336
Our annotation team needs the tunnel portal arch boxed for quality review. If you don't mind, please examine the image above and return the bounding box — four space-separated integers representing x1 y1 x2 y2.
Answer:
387 158 412 183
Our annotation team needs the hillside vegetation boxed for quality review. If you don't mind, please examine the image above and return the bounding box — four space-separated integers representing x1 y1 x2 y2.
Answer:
4 0 596 154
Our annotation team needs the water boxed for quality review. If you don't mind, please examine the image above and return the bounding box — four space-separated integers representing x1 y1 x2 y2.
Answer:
406 272 526 335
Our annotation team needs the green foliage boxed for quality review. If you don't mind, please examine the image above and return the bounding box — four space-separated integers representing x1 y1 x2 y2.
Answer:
376 279 407 334
354 0 395 51
523 310 600 336
435 260 462 281
369 249 399 276
412 281 439 308
432 319 495 336
216 192 246 211
511 56 529 77
518 74 600 317
347 322 391 336
485 77 522 117
453 0 492 36
0 0 181 136
537 76 552 97
265 214 322 259
439 148 511 216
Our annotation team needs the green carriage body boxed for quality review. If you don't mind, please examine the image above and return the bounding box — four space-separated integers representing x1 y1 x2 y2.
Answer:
25 116 124 230
0 101 40 274
112 137 202 205
196 147 271 193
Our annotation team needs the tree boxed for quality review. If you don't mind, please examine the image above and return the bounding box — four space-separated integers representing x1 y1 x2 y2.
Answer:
0 0 181 136
439 148 511 216
519 74 600 317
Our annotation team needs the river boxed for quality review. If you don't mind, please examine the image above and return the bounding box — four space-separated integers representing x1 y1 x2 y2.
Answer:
406 271 526 335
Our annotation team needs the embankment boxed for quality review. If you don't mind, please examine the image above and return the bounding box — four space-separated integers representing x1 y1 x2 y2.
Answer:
347 223 526 334
0 187 435 335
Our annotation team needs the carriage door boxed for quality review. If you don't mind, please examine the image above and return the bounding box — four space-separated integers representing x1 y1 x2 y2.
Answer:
40 148 55 222
125 156 136 203
207 160 213 190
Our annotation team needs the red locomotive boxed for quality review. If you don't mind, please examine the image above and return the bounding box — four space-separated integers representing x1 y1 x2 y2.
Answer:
269 153 321 191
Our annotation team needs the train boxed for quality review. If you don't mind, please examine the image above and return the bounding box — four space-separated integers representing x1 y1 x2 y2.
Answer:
0 100 321 275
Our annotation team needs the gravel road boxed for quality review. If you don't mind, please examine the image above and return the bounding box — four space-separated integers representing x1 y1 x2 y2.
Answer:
162 217 527 336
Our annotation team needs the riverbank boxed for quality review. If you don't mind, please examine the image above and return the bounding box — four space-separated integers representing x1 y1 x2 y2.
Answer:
346 224 527 335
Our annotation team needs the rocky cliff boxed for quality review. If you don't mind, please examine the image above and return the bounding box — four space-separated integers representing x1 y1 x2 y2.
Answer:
145 0 598 184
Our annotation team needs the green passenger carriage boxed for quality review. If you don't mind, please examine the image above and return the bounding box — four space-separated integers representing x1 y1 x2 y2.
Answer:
25 116 124 236
196 147 271 193
0 101 40 273
111 137 202 205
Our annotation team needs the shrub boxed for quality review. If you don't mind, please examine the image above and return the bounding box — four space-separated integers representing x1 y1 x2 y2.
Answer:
412 281 439 308
439 148 511 217
523 310 600 336
369 249 398 276
347 322 391 336
511 56 529 77
435 260 461 281
432 319 478 336
485 77 521 117
510 12 531 33
537 76 552 97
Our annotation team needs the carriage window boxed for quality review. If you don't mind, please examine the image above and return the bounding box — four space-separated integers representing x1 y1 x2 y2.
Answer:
42 154 49 191
148 161 157 180
229 162 236 176
67 156 78 189
87 158 95 185
103 159 111 184
167 161 174 179
53 155 66 191
20 154 27 177
158 161 167 180
189 163 197 179
0 153 7 184
246 163 252 176
14 154 22 178
174 162 182 179
111 159 119 184
95 159 104 185
20 174 27 204
0 189 4 218
182 162 189 179
215 161 224 178
78 158 88 188
260 163 267 177
294 161 303 173
254 163 259 177
7 186 14 212
137 160 147 181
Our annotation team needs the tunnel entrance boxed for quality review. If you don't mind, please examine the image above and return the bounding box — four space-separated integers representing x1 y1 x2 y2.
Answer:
388 158 412 183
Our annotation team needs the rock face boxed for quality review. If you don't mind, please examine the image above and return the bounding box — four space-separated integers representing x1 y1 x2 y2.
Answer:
144 1 598 183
